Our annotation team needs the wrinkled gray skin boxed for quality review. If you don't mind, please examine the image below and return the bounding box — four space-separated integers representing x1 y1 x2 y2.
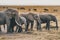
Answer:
20 13 41 31
0 12 10 32
39 14 58 30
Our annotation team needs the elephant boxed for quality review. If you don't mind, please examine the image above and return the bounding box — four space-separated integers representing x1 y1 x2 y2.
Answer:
4 9 22 33
5 8 27 33
39 14 58 30
19 13 41 31
15 16 27 32
0 12 11 32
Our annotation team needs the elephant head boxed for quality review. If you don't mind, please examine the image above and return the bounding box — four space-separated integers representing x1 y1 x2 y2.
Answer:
5 8 22 27
28 13 41 30
48 14 58 30
5 8 23 33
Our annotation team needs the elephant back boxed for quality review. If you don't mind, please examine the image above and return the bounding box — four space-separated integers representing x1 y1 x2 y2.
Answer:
20 13 34 21
40 14 51 23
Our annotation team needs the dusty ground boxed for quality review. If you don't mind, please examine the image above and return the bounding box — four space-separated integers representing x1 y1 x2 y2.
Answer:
0 13 60 40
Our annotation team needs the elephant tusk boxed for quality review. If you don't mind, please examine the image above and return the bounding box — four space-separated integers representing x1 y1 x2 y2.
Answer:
15 19 21 26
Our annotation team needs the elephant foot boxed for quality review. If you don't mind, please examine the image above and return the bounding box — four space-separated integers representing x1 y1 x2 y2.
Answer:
46 27 50 30
56 28 58 30
7 32 12 34
31 29 33 31
47 28 50 30
24 30 29 33
18 28 23 33
37 28 42 31
7 30 14 33
46 27 48 30
24 30 30 34
37 26 42 31
56 26 58 30
25 29 28 32
18 30 22 33
38 29 42 31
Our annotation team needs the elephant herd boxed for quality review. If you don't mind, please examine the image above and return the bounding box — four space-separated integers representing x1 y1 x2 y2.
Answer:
0 8 58 33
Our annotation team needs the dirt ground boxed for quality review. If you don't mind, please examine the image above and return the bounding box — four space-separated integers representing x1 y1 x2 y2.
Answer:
0 13 60 40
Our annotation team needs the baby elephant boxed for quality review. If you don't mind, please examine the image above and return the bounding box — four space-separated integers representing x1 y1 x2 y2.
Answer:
15 16 27 32
39 14 58 30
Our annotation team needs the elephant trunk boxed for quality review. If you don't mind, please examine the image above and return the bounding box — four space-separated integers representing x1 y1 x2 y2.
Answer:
15 19 21 27
55 19 58 30
15 14 22 27
37 18 41 31
52 16 58 30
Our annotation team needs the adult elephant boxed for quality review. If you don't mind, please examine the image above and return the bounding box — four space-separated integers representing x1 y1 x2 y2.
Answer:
5 9 27 33
20 13 41 31
39 14 58 30
4 9 22 33
0 12 11 32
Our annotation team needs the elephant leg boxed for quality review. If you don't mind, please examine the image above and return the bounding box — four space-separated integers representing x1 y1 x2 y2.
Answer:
16 25 22 33
56 20 58 30
11 25 14 33
37 22 41 31
15 25 19 32
25 21 29 32
31 21 34 31
11 26 14 32
46 21 50 30
46 23 48 30
18 26 22 33
37 22 39 30
7 26 11 33
8 27 13 33
7 24 14 33
7 24 11 33
4 24 5 30
0 25 1 31
6 17 11 33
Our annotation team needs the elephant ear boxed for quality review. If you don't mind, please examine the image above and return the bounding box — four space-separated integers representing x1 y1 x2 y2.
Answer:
4 9 13 14
33 14 39 20
27 13 34 21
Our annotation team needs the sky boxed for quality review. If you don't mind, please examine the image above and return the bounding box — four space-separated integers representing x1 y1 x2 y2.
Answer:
0 0 60 6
